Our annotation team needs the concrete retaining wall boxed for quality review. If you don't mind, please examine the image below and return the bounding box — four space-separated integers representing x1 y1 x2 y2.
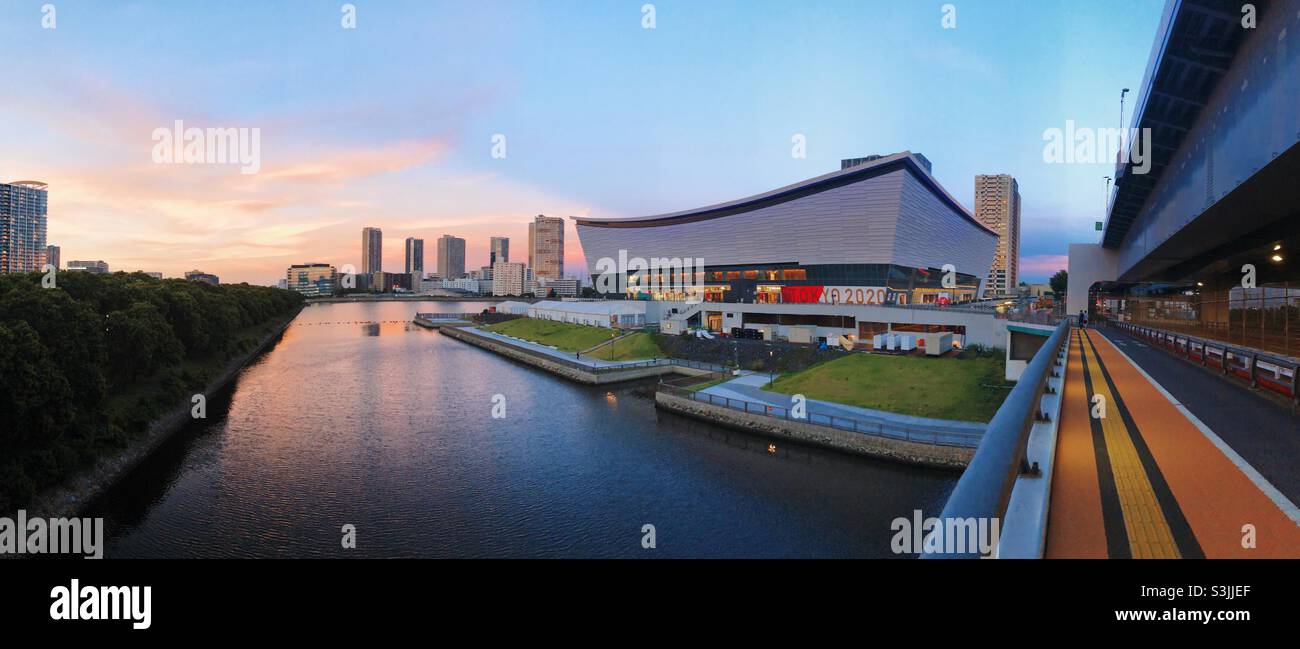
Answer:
655 391 972 470
439 325 712 384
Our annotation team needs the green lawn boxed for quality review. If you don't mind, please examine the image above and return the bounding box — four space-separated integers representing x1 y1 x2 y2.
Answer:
766 352 1012 423
587 332 663 361
483 317 620 353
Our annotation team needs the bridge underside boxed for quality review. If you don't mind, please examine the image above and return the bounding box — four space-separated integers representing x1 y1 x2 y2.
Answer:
1120 142 1300 284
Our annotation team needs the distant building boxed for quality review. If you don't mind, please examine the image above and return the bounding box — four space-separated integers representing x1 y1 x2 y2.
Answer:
1 180 48 273
45 244 60 270
403 272 421 293
404 237 424 274
287 263 337 297
1021 283 1053 299
442 277 481 293
528 215 565 282
494 300 531 316
535 277 579 298
490 236 509 265
362 227 383 275
528 300 647 328
369 270 410 293
277 278 288 290
843 152 931 174
492 261 527 296
476 278 493 294
185 269 220 285
437 234 466 279
68 260 109 274
142 271 163 279
975 174 1021 298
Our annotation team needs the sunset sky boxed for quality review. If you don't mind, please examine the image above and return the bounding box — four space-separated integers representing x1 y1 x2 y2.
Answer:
0 0 1165 285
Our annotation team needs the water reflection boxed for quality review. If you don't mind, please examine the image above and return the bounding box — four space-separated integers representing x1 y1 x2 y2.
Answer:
88 300 955 558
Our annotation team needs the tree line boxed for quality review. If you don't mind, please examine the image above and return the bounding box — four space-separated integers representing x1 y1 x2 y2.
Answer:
0 271 303 512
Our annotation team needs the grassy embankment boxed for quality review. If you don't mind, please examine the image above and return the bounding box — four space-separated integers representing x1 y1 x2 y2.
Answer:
483 318 663 360
587 333 662 361
765 349 1011 422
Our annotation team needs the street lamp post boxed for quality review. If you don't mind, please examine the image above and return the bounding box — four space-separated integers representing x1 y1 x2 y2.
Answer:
1103 175 1112 217
1119 87 1130 132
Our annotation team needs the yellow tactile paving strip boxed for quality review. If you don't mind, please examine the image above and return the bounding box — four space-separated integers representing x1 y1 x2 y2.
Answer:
1077 329 1181 558
1048 327 1300 558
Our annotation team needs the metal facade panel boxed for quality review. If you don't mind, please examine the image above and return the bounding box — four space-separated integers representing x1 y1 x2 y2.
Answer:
576 168 992 279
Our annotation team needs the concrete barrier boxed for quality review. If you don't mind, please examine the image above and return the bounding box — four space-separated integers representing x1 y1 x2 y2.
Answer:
439 325 714 385
655 391 973 469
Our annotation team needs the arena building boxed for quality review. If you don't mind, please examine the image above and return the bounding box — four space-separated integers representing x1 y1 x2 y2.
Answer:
574 152 997 308
571 152 1011 349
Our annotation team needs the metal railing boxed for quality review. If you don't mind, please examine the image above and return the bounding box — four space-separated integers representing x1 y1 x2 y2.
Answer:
922 317 1072 558
1112 321 1299 401
415 312 483 321
656 383 984 448
1001 310 1064 325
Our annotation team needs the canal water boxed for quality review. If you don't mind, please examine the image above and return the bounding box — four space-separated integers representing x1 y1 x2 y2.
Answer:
88 301 956 558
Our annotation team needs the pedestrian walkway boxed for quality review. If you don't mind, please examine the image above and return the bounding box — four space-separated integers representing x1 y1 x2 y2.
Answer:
1046 328 1300 558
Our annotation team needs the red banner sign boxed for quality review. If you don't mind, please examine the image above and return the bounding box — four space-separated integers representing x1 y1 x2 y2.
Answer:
780 285 892 305
780 286 824 303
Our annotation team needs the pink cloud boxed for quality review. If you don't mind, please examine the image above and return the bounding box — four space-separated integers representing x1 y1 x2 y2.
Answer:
1020 254 1068 277
2 71 596 285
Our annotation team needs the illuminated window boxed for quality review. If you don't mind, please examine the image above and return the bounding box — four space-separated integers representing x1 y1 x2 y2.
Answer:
782 269 807 280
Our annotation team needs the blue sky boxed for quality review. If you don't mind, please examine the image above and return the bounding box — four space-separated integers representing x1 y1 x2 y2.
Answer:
0 0 1167 283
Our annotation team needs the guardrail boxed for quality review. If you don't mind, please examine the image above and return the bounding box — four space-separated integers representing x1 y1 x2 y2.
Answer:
922 317 1072 558
1112 321 1299 402
415 312 483 321
1001 310 1064 325
656 383 984 448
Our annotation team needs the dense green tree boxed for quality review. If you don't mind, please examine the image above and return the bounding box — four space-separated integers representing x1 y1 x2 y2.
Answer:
0 270 303 512
0 321 74 447
105 301 184 384
1050 270 1068 297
